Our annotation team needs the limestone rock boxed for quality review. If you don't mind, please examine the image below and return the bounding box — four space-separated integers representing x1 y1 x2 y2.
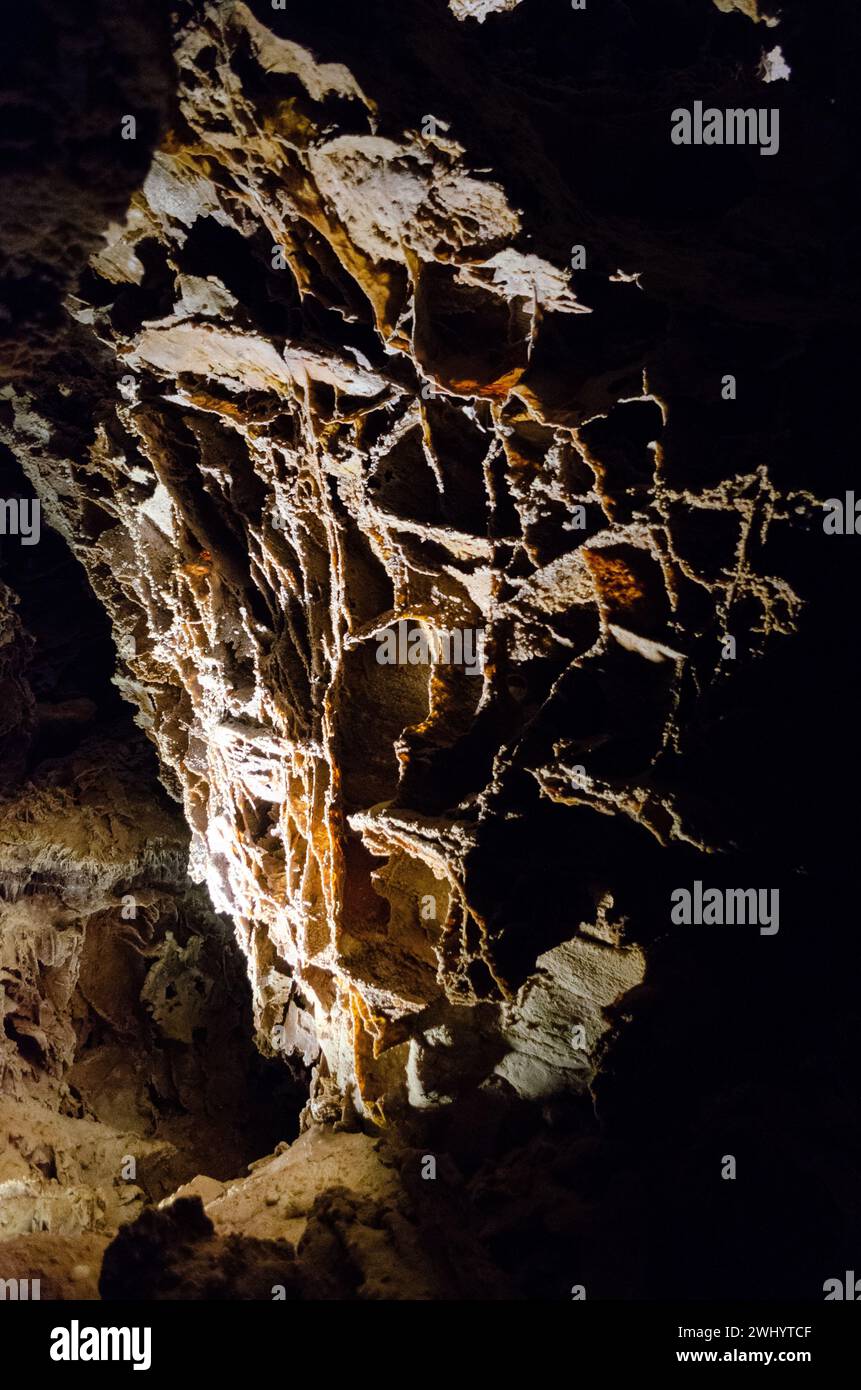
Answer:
0 0 858 1302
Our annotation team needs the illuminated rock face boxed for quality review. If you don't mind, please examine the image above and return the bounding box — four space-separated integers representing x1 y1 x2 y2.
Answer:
1 0 859 1299
6 0 657 1122
0 509 304 1254
0 0 841 1121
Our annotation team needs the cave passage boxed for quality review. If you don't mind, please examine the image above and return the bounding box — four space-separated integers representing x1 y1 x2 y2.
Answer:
0 0 858 1318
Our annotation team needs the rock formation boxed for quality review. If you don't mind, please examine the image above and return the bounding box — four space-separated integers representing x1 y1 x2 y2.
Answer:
0 0 858 1300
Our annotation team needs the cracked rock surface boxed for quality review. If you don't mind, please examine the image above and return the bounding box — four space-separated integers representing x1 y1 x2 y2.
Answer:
1 0 859 1299
0 482 305 1257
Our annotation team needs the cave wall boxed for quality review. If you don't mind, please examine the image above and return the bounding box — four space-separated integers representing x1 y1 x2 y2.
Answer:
1 0 859 1300
0 446 306 1266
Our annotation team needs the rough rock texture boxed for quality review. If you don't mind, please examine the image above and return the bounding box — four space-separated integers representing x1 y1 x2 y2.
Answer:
1 0 859 1299
102 1127 507 1299
0 464 306 1245
4 0 661 1128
